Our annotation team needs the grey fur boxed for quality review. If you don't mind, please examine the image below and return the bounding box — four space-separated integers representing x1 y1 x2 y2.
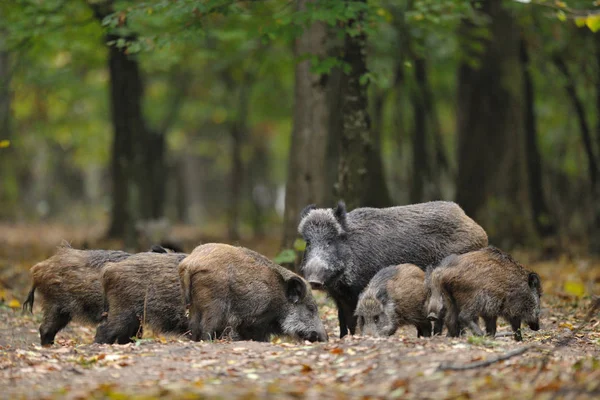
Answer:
298 200 488 337
94 252 188 344
179 243 328 343
426 246 542 341
23 244 131 346
355 264 433 338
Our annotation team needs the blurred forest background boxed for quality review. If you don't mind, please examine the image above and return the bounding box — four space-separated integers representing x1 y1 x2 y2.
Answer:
1 0 600 262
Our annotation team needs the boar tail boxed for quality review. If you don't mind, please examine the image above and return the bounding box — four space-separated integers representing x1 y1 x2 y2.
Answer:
22 285 35 313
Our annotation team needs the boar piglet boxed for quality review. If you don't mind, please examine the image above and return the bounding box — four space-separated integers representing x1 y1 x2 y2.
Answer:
94 252 188 344
298 200 488 337
356 264 437 338
23 244 131 346
427 247 542 341
179 243 328 342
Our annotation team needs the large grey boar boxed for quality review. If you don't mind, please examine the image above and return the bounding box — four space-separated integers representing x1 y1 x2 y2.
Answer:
22 245 130 346
298 201 488 337
94 252 188 344
179 243 328 342
355 264 436 338
426 247 542 341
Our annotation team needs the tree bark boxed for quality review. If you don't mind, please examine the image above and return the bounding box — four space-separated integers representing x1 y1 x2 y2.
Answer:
90 1 153 247
590 34 600 254
552 55 598 189
410 58 428 204
455 0 530 245
520 38 556 238
335 0 372 211
281 0 330 250
0 34 14 219
226 72 251 241
362 88 392 207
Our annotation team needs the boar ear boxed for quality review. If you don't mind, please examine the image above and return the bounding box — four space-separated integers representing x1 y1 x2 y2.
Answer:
333 201 348 231
300 204 317 220
286 276 307 304
528 272 542 295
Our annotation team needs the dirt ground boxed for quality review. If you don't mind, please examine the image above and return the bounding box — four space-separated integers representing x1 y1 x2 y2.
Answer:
1 224 600 399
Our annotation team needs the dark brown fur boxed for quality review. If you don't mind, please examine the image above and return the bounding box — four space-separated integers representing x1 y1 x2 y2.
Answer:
23 245 130 346
427 247 542 341
356 264 434 337
179 243 327 342
94 252 188 344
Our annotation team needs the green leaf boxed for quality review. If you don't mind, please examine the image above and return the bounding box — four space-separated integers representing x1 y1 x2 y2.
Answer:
273 249 296 264
293 238 306 252
586 15 600 33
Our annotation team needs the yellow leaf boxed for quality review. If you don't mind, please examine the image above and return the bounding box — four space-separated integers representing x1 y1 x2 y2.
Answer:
559 322 574 330
555 1 567 8
556 11 567 22
0 140 10 148
575 17 587 27
564 281 585 297
8 299 21 309
158 336 167 344
586 15 600 33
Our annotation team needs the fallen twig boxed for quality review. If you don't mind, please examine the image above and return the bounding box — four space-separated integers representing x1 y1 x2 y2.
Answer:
437 346 533 371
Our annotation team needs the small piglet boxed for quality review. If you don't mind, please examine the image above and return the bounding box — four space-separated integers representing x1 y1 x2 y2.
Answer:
355 264 435 338
23 244 131 346
94 252 188 344
426 247 542 341
179 243 328 342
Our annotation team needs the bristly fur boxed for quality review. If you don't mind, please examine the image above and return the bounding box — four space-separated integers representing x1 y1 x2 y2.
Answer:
179 243 327 343
298 200 488 337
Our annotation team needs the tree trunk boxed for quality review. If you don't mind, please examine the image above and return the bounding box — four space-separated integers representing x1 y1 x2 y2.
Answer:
362 88 392 207
335 0 372 211
520 38 556 238
0 34 15 219
410 58 428 204
552 56 598 189
281 0 330 250
90 2 157 247
590 34 600 254
455 0 530 245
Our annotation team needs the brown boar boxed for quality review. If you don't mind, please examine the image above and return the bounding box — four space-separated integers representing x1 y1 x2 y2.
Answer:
22 245 130 346
426 247 542 341
356 264 436 337
179 243 328 342
94 252 188 344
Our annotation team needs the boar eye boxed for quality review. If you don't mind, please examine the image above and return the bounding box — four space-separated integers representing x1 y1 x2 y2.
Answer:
374 315 380 324
307 304 317 313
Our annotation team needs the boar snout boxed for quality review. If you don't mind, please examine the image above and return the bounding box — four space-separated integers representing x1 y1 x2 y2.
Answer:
302 257 329 290
427 312 438 322
528 321 540 331
306 330 328 342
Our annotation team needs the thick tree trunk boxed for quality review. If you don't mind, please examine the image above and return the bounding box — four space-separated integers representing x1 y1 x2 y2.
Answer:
455 0 530 245
410 58 428 204
335 0 371 211
520 38 556 238
281 0 330 250
362 88 392 207
590 35 600 254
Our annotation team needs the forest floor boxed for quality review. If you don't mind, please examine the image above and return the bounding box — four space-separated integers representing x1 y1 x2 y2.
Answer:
1 223 600 399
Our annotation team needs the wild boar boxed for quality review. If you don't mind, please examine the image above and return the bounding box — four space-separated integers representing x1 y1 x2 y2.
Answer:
94 252 188 344
179 243 328 342
298 201 488 337
426 247 542 341
356 264 436 337
22 245 130 346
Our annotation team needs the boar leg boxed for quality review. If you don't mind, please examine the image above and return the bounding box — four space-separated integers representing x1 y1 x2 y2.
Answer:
433 308 446 336
484 316 497 337
94 322 118 344
115 315 142 344
336 301 348 338
336 300 357 338
39 307 71 346
189 310 203 342
459 310 484 336
509 317 522 341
